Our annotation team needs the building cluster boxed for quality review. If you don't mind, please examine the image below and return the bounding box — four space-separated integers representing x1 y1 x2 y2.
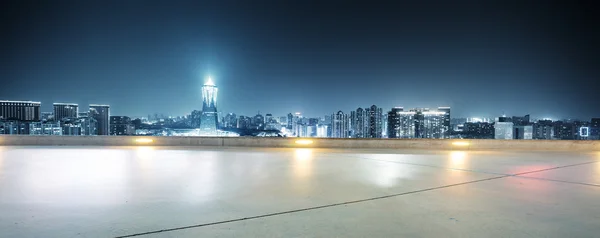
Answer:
453 115 598 140
3 78 599 140
0 100 133 136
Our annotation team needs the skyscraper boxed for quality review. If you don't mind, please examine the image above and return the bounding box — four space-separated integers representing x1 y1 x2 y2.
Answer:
351 108 368 138
286 113 293 130
53 103 78 122
331 111 349 138
367 105 383 138
199 77 218 136
533 120 553 140
252 113 265 130
387 107 404 138
0 100 41 121
398 111 416 138
438 107 451 139
89 104 110 135
224 113 237 128
422 110 446 139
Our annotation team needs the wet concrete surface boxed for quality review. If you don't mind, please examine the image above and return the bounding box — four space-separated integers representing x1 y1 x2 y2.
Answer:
0 146 598 237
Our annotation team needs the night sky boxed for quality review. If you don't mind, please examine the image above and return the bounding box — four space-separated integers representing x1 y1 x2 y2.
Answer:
1 0 598 119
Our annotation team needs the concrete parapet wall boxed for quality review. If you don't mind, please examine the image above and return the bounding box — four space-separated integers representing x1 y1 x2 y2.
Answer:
0 136 599 151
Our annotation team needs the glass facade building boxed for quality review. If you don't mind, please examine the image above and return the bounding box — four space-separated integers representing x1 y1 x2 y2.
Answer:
199 77 219 136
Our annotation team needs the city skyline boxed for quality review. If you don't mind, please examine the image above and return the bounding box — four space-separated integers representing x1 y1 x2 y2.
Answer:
2 1 599 118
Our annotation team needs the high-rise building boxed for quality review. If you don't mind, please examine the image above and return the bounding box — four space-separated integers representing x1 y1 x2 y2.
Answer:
495 117 514 140
224 113 237 128
316 124 329 137
438 107 451 138
89 104 110 135
78 116 98 136
366 105 383 138
53 103 78 122
110 116 135 135
351 108 368 138
553 121 576 140
533 120 553 140
286 113 293 130
199 77 218 136
0 100 41 121
252 113 265 130
422 110 446 139
237 116 252 129
387 107 404 138
331 111 349 138
398 111 417 138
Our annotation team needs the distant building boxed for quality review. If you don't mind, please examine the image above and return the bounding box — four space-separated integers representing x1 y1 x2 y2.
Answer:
533 120 553 140
463 122 494 139
223 113 237 128
366 105 383 138
398 111 417 138
0 100 41 121
199 77 218 136
110 116 135 135
512 115 531 126
316 124 329 137
41 112 54 121
331 111 349 138
513 125 533 139
286 113 293 130
0 121 30 134
237 115 252 129
438 107 451 138
422 110 446 139
53 103 78 122
495 117 513 139
387 107 404 138
252 114 265 130
90 104 110 135
351 108 368 138
190 110 202 128
591 118 600 140
553 121 576 140
29 121 62 135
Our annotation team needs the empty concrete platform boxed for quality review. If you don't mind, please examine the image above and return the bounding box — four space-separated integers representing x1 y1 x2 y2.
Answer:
0 146 599 237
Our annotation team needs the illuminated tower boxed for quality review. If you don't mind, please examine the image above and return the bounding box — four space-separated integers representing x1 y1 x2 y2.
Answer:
199 77 219 136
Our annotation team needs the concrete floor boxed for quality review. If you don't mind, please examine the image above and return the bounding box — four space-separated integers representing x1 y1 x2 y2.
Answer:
0 146 599 238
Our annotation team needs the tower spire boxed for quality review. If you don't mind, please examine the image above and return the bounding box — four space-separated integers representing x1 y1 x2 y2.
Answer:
205 76 215 86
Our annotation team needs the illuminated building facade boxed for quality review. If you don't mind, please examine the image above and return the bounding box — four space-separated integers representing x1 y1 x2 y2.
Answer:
331 111 349 138
0 100 41 121
53 103 78 121
89 104 110 135
199 77 219 136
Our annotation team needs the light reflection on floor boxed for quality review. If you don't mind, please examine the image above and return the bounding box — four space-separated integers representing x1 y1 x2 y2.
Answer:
0 146 599 238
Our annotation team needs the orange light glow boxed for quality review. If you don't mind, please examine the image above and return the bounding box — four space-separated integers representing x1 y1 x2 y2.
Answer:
135 138 153 143
452 141 470 146
295 139 313 145
450 151 467 165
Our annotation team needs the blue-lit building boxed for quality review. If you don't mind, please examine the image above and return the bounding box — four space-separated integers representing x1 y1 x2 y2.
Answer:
0 100 41 121
199 77 218 136
90 104 110 135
